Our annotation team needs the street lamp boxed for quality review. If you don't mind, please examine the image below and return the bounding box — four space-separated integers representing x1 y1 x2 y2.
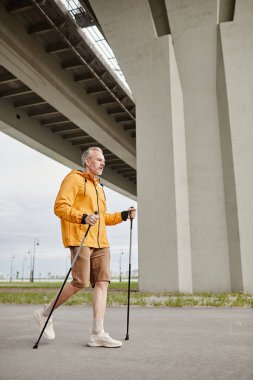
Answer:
31 239 39 283
28 250 33 282
10 255 15 283
119 250 124 282
22 253 29 282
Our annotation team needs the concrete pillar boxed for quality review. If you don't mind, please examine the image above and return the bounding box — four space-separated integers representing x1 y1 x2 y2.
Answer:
169 37 192 293
166 0 231 291
216 26 243 292
90 0 179 291
220 0 253 291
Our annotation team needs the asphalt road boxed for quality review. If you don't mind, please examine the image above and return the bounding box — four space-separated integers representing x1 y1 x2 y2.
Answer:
1 305 253 380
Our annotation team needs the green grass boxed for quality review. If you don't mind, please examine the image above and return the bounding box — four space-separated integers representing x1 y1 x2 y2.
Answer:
0 282 64 289
0 292 56 305
0 283 253 307
0 281 139 291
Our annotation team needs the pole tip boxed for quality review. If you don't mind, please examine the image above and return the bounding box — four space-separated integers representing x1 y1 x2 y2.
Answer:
33 343 39 349
125 335 129 341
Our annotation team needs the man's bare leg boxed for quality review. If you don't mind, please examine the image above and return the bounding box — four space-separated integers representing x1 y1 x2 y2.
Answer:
88 281 122 347
92 281 108 333
42 282 80 317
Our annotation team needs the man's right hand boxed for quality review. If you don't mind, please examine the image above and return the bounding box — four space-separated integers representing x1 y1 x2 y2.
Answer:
85 213 99 226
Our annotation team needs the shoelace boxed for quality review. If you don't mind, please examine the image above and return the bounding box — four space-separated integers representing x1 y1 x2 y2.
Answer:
102 332 110 339
90 330 111 340
89 329 117 342
42 314 53 325
101 332 114 342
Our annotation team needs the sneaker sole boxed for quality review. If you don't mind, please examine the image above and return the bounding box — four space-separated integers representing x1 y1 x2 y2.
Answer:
33 311 55 340
87 342 122 348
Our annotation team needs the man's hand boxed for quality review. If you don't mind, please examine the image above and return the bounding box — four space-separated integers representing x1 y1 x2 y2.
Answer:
127 207 136 219
85 213 99 226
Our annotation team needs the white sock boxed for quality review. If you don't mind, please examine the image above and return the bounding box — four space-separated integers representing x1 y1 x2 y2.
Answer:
92 318 104 334
42 302 54 317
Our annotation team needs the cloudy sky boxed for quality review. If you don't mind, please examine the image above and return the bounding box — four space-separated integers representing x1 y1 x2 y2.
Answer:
0 133 138 280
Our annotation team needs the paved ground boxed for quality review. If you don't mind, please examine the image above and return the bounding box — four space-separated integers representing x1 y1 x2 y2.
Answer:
0 305 253 380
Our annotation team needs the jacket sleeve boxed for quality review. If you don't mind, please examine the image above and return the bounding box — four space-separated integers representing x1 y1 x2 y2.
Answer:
54 174 83 224
104 211 123 226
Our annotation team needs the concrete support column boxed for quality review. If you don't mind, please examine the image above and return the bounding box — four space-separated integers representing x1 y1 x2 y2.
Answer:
91 0 178 291
166 0 231 291
220 0 253 291
169 37 192 292
216 27 243 292
136 36 178 291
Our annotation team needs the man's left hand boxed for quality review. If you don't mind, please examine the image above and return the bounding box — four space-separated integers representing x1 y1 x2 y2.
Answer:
127 207 136 219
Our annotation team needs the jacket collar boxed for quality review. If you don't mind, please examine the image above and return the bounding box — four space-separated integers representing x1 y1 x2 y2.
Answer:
82 171 100 184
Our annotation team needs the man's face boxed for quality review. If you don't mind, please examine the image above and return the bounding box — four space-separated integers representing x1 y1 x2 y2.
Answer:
85 150 105 176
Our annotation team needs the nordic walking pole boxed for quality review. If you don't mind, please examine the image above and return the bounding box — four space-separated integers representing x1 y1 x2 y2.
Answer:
125 208 134 340
33 211 98 349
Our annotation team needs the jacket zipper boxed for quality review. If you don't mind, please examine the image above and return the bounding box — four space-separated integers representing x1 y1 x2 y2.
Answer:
94 184 100 248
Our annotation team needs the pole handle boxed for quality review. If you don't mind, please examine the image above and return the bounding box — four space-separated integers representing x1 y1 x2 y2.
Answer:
129 207 135 229
129 206 135 218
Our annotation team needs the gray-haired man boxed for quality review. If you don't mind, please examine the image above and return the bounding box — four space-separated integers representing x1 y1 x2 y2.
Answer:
34 147 136 347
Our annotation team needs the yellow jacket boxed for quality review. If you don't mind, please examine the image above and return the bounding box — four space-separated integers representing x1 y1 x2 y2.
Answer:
54 170 123 248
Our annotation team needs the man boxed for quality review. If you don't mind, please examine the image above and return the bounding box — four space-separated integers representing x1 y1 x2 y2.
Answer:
34 147 136 348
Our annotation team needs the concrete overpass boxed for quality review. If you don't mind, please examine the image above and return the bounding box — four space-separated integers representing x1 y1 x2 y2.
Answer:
1 0 253 293
0 0 136 198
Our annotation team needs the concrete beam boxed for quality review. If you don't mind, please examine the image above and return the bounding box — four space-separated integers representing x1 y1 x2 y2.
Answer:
0 3 136 169
0 98 136 199
148 0 171 36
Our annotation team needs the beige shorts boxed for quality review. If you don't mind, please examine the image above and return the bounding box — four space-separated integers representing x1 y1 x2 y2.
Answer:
69 246 111 288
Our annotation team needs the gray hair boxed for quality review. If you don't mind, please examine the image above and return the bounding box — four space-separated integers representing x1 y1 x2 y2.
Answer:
81 147 103 167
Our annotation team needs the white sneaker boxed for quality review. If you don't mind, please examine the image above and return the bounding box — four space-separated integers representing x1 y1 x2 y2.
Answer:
33 305 55 340
87 329 122 348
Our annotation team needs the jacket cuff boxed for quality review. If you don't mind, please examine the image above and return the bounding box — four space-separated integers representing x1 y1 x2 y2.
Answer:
121 211 128 221
81 214 88 224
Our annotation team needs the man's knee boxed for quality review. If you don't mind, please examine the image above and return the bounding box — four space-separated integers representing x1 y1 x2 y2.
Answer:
69 281 83 292
95 281 109 290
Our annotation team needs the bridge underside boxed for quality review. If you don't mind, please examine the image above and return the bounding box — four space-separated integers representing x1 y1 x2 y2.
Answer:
0 0 136 198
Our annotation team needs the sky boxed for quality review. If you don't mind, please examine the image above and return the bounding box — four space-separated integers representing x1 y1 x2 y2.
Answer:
0 133 138 280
